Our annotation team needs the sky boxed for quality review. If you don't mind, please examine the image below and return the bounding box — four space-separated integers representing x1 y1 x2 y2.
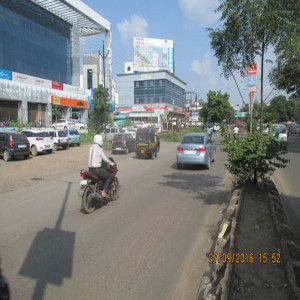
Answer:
80 0 281 109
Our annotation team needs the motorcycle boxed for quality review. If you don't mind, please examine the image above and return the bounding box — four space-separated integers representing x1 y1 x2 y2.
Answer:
79 158 120 214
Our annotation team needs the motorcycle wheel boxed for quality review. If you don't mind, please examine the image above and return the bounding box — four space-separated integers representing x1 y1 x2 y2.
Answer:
109 177 120 201
82 185 96 214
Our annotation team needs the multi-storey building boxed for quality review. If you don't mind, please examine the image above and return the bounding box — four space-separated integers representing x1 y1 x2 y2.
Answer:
0 0 112 127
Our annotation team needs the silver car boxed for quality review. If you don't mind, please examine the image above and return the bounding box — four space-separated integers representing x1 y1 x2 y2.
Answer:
176 133 216 169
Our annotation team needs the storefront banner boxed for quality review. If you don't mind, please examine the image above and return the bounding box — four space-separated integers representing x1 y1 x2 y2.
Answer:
143 105 168 111
52 81 63 90
133 106 146 112
0 69 12 80
12 72 52 88
63 83 85 95
117 107 132 112
51 96 88 108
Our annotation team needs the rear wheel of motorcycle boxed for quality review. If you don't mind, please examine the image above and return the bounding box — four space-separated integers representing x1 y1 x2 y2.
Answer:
109 177 120 201
82 186 96 214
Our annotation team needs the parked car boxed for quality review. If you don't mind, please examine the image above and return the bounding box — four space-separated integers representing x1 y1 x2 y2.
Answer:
271 124 288 142
47 130 69 151
21 130 54 156
101 127 122 140
72 119 86 130
112 133 136 154
65 129 81 146
0 132 30 161
135 128 160 159
52 118 75 130
176 133 216 169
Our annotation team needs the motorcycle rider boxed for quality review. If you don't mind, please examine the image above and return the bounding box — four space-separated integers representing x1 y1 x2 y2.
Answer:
88 134 115 198
233 125 239 139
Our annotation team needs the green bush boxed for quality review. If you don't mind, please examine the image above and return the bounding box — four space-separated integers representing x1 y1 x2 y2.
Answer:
221 132 289 184
159 127 205 142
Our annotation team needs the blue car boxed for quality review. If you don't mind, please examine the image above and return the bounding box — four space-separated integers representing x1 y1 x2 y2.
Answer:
65 129 81 146
176 133 216 169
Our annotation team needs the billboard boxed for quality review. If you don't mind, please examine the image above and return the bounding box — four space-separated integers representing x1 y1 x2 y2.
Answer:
134 37 174 73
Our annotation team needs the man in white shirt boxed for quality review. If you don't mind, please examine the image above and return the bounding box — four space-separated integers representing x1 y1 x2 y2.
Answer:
88 134 115 198
233 125 239 139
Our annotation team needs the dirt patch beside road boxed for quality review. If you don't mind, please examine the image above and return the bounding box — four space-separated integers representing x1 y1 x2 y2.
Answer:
0 145 91 194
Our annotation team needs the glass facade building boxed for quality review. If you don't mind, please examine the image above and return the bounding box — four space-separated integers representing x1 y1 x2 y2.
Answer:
117 71 186 109
0 0 72 84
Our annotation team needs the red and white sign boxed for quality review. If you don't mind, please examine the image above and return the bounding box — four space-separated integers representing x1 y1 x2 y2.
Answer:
116 107 132 112
248 86 257 92
143 105 168 111
52 81 63 90
247 63 257 75
12 72 52 88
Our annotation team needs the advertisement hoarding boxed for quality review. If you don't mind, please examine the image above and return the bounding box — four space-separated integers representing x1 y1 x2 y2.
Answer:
12 72 52 88
134 37 174 73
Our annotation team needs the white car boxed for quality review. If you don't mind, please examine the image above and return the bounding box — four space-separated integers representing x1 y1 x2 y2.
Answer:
72 119 86 130
272 124 288 142
121 128 136 139
52 119 75 130
47 130 69 151
21 130 54 156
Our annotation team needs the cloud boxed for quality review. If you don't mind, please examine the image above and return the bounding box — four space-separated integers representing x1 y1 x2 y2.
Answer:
190 53 217 94
179 0 220 26
117 15 148 44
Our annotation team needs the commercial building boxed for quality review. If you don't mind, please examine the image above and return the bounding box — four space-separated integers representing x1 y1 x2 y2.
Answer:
0 0 112 127
117 70 186 129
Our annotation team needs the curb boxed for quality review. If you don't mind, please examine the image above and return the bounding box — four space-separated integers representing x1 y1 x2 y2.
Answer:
198 179 300 300
264 179 300 299
198 184 243 300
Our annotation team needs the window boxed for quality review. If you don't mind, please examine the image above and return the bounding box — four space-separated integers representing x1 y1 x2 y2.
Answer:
87 69 93 89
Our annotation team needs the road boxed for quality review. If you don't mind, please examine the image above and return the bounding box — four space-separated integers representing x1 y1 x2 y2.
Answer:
0 135 231 300
273 134 300 242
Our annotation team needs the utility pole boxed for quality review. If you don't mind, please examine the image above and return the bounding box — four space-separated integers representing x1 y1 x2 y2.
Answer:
99 41 110 140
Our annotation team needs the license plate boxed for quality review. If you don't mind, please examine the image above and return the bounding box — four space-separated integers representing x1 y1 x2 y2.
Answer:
18 144 26 148
141 149 145 154
80 179 87 185
184 150 196 155
45 145 50 149
116 148 122 150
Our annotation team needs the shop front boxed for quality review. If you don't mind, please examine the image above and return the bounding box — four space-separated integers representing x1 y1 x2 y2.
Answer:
51 96 88 125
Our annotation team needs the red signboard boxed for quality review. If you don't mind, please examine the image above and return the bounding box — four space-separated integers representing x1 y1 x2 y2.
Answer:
247 63 257 75
143 105 168 111
52 81 63 90
116 107 132 112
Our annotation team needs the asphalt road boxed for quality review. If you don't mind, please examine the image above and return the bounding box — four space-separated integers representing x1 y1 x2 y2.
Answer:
273 134 300 243
0 134 231 300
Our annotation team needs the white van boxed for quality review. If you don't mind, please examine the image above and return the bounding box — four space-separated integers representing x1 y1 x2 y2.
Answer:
101 127 122 140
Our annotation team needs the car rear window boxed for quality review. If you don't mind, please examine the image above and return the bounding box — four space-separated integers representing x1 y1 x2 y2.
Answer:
181 136 204 144
69 130 79 135
12 133 28 143
58 131 67 137
113 134 125 141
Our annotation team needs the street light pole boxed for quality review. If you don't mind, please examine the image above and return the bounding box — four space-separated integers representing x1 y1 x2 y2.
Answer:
99 41 109 140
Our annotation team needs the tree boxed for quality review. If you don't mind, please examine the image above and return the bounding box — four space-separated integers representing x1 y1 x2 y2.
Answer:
264 95 288 123
207 0 297 132
269 32 300 96
88 84 112 132
200 90 234 124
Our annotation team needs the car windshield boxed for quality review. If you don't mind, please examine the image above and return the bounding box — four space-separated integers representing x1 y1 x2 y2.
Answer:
114 135 125 141
58 131 67 137
12 134 28 142
39 132 51 137
181 135 204 144
69 130 79 135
